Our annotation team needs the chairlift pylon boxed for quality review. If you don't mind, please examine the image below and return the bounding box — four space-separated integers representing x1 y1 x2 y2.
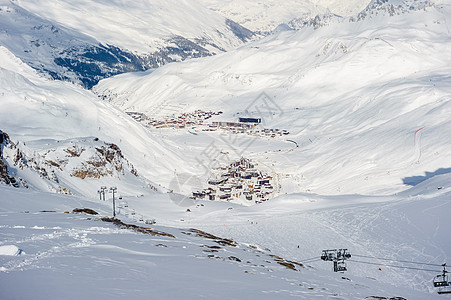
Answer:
321 249 351 272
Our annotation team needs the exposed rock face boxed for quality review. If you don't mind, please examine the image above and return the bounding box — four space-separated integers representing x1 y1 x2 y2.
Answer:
0 130 139 193
70 141 137 179
0 130 19 188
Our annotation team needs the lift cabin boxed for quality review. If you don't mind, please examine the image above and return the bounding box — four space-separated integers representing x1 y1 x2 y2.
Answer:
335 261 347 272
434 275 449 287
434 264 450 294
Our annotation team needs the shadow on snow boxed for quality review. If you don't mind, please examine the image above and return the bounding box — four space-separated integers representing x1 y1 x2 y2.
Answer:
403 167 451 186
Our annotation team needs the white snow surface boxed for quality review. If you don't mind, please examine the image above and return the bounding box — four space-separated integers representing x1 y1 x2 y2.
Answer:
0 245 22 256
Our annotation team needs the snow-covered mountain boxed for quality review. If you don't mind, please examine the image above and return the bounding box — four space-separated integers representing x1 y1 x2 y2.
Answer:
198 0 374 34
0 0 256 87
1 0 451 298
0 0 384 88
288 0 436 39
198 0 329 34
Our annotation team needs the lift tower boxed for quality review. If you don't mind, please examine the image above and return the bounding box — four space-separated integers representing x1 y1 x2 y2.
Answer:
321 249 352 272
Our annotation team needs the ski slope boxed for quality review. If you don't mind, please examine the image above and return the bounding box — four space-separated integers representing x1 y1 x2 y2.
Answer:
1 177 449 299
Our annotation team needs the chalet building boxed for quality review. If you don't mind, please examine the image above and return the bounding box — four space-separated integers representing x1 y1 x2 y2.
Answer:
238 117 261 123
192 191 206 199
219 186 232 193
219 194 231 200
258 179 271 185
208 178 226 185
212 121 254 129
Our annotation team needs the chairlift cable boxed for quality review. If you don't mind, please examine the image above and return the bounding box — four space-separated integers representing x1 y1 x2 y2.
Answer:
350 259 441 273
353 254 444 267
302 258 322 264
299 256 321 263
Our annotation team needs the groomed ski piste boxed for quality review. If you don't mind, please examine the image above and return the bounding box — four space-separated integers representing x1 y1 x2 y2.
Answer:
1 0 451 299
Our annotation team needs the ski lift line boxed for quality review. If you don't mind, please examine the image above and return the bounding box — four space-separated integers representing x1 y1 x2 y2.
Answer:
352 254 445 267
301 259 322 264
299 256 322 262
302 259 321 263
350 259 442 273
303 258 322 262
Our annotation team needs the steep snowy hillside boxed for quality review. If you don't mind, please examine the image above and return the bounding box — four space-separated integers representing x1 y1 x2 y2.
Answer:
0 46 191 198
95 1 451 197
1 182 449 299
0 0 255 87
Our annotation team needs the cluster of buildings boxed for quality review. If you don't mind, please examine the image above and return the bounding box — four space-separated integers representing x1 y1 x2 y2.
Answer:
204 117 289 137
191 157 274 204
126 110 223 129
247 128 289 138
127 110 289 138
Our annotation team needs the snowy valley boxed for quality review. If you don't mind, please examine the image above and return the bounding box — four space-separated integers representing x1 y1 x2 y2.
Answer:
1 0 451 299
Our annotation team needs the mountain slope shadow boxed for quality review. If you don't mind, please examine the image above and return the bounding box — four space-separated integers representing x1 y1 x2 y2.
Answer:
403 168 451 186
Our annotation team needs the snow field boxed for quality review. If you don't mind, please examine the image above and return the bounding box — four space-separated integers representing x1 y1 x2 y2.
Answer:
0 185 445 299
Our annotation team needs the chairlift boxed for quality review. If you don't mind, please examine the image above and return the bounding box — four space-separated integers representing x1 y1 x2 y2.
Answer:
433 264 450 290
335 261 347 272
434 275 449 287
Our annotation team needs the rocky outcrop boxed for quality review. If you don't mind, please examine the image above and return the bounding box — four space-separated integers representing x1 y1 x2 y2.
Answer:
0 131 140 194
0 130 19 187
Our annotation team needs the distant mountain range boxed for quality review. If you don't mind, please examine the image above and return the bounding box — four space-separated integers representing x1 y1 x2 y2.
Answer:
0 0 380 88
0 0 257 88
